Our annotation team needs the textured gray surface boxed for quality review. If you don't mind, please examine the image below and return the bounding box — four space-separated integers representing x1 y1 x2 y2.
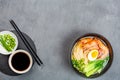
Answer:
0 0 119 80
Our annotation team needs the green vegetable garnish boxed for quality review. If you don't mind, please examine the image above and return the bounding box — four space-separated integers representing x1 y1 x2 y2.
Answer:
72 58 85 72
84 60 104 77
72 57 109 77
0 34 16 52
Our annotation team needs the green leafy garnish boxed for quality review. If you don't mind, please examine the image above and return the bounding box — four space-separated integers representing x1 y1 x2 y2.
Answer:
84 60 104 77
72 57 109 77
72 58 85 72
0 34 16 52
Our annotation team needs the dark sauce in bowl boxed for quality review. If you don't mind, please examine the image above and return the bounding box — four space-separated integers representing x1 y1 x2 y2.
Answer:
12 52 30 71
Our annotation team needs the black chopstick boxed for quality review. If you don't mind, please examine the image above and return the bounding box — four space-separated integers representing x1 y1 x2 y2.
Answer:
9 20 43 66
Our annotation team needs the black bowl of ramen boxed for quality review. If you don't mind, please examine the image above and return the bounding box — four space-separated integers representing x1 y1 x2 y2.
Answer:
70 33 113 78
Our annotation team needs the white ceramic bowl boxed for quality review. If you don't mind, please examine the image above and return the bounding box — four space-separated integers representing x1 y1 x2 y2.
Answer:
0 31 18 55
8 50 33 74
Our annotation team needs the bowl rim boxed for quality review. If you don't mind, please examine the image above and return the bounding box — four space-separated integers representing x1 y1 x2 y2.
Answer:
70 33 113 78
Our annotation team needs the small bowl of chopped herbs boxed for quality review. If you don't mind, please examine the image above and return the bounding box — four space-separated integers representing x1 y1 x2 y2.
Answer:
0 31 18 55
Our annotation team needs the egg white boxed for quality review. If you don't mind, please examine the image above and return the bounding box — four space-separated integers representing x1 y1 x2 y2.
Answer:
88 50 98 61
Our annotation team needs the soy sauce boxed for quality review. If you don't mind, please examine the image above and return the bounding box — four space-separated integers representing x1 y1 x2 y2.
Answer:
11 52 30 71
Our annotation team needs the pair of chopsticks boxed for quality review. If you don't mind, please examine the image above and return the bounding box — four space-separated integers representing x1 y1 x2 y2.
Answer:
9 20 43 66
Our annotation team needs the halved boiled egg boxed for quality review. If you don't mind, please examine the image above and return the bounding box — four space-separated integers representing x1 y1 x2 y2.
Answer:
88 50 98 61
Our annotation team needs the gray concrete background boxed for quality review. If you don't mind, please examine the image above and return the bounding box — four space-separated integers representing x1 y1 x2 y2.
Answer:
0 0 119 80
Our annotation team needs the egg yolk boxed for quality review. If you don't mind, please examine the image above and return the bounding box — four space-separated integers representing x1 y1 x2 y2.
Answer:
91 51 98 58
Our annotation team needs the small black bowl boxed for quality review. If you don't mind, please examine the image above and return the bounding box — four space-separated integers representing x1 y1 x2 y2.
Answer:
70 33 113 78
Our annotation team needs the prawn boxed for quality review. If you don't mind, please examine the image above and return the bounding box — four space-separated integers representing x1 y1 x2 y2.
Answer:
95 38 109 59
82 38 99 52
